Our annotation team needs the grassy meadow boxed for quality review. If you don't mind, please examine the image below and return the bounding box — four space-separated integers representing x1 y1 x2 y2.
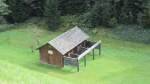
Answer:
0 19 150 84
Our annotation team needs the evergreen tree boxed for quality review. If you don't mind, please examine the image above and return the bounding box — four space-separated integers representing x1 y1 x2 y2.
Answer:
6 0 30 23
58 0 91 15
115 0 149 24
24 0 44 16
0 0 10 23
44 0 60 30
82 0 149 27
0 0 10 16
82 0 114 27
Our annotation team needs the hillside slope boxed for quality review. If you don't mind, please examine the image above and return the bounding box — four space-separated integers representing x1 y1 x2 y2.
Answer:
0 22 150 84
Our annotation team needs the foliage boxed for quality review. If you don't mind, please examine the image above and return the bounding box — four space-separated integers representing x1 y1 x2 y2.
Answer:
112 25 150 43
58 0 92 15
0 0 10 16
5 0 44 23
44 0 60 30
115 0 149 25
24 0 44 17
0 0 10 24
82 0 149 27
81 0 114 27
0 0 149 28
5 0 30 23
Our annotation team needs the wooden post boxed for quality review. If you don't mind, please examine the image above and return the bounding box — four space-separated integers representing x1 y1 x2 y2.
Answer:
84 56 86 67
93 49 95 60
99 44 101 56
77 59 79 72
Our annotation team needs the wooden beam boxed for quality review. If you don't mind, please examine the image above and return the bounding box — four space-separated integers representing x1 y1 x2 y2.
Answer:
84 56 86 67
77 59 79 72
78 41 101 60
93 49 95 60
99 44 101 56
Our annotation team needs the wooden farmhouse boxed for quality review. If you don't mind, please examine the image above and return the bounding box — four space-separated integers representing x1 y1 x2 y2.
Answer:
37 26 101 71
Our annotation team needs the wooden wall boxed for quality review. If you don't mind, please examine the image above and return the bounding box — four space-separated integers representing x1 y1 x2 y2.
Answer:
39 44 64 67
39 44 49 64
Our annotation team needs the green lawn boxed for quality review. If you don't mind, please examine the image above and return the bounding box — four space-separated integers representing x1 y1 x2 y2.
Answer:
0 23 150 84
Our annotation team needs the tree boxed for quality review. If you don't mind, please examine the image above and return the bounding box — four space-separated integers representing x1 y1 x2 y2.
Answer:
82 0 149 27
0 0 10 23
115 0 149 25
82 0 114 27
24 0 44 16
44 0 60 30
58 0 91 15
6 0 30 23
0 0 10 16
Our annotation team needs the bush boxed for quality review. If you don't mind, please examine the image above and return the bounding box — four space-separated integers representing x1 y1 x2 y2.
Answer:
112 25 150 43
0 16 7 24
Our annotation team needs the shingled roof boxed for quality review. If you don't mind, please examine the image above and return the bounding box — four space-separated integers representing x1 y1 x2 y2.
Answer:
48 26 89 55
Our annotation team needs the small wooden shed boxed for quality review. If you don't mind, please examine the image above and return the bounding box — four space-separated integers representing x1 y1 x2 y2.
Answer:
37 26 101 71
